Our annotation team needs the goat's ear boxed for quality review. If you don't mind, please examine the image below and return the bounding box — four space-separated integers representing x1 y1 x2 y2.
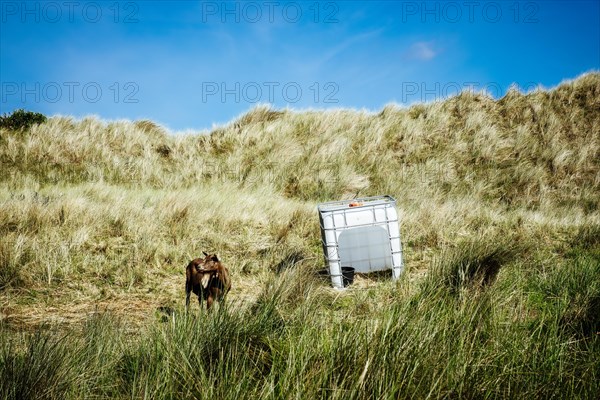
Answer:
212 254 219 262
203 251 209 257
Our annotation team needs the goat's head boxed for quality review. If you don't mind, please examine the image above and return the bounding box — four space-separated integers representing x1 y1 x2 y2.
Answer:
202 251 219 263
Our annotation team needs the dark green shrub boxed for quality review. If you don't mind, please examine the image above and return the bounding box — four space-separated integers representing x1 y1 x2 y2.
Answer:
0 109 47 131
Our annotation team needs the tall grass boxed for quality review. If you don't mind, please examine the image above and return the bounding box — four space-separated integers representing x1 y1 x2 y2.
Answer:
2 74 598 209
0 73 599 398
2 254 598 399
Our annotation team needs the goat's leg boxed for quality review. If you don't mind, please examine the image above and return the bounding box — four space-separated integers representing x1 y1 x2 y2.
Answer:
197 287 205 310
185 282 191 310
206 293 214 310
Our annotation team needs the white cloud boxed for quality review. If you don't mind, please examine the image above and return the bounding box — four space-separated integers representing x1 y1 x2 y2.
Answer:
407 41 437 61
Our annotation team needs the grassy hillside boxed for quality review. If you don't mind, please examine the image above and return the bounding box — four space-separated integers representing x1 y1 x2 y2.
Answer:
1 73 599 399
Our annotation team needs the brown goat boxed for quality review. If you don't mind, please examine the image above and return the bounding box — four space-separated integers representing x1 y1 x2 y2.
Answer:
185 252 231 310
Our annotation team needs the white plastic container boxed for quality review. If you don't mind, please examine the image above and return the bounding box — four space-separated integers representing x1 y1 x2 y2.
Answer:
318 195 404 289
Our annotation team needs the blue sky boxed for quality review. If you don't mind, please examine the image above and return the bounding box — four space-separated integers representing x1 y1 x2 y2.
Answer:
1 1 599 131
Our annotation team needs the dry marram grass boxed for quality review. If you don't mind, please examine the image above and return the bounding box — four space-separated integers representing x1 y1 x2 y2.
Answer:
0 73 598 322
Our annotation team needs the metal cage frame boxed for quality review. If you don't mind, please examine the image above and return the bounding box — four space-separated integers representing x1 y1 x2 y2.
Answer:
317 195 404 288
